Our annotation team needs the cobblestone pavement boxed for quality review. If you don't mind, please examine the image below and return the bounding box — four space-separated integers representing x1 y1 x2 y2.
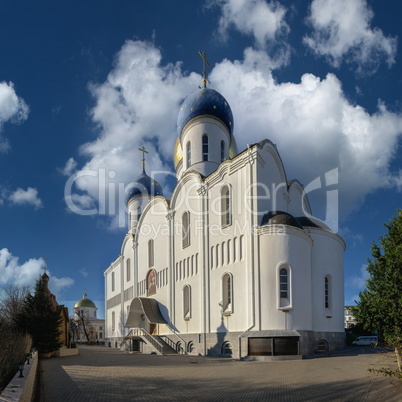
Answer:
40 346 401 401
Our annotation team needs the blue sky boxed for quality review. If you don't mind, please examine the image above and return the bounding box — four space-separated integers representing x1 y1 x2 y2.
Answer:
0 0 401 318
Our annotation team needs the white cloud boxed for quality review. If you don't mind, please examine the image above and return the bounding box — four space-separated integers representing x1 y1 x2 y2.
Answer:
48 276 75 295
9 187 43 209
0 248 74 294
347 264 369 290
66 40 198 228
79 268 89 277
304 0 397 74
0 81 29 152
210 48 402 217
66 40 402 228
210 0 290 66
60 157 78 176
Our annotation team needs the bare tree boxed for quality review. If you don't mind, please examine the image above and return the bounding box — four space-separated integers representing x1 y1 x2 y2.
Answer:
75 309 91 343
0 285 30 324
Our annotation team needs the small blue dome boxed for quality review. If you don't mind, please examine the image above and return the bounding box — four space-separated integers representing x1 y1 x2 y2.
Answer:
177 88 234 136
125 170 163 205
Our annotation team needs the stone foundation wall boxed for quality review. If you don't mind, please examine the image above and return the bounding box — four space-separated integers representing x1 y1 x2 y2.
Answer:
109 330 345 358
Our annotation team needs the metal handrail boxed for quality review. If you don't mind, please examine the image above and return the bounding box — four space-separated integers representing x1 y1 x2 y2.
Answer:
168 330 187 354
132 328 164 354
120 329 133 349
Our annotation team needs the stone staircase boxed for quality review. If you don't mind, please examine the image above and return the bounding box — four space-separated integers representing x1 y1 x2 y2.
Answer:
122 328 180 355
153 335 177 354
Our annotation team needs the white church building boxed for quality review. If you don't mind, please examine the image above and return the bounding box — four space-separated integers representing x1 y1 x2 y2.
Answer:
73 293 105 345
104 76 345 359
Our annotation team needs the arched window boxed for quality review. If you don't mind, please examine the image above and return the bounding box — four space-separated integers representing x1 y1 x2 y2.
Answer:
111 272 115 292
148 239 154 267
325 275 331 309
112 311 115 331
221 341 233 356
222 273 233 314
183 285 191 320
202 134 208 161
278 266 292 309
280 268 288 298
126 258 131 282
187 341 195 353
186 141 191 168
221 140 225 162
182 211 190 248
221 185 231 226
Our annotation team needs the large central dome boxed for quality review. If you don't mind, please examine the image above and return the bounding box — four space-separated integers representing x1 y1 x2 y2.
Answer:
177 88 234 136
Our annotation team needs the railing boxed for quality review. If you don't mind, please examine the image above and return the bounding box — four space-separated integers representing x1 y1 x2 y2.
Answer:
168 330 187 354
159 335 177 352
120 330 133 349
132 328 164 354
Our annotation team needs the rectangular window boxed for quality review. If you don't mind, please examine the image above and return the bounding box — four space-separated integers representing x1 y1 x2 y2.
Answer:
280 268 288 298
202 135 208 161
187 141 191 168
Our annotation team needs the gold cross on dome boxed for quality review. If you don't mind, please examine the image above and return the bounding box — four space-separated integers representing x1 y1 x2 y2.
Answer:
138 146 148 171
198 51 210 88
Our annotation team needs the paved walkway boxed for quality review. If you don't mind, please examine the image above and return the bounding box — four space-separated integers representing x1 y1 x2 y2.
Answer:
40 346 401 401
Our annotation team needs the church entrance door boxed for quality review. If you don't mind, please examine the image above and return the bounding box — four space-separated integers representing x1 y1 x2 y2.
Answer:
149 323 158 335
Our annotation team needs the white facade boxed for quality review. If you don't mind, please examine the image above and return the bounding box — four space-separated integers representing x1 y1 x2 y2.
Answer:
104 86 345 358
73 294 105 344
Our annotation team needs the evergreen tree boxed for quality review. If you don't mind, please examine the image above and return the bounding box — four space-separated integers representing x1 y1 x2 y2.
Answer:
353 210 402 374
14 275 62 353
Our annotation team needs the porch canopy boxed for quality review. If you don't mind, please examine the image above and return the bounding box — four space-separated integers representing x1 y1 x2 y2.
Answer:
125 297 167 328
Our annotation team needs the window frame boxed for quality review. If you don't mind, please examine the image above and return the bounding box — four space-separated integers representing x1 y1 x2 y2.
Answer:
222 272 233 315
183 284 191 320
202 134 208 161
221 185 232 227
186 140 191 168
277 265 292 310
182 211 190 248
324 274 332 315
221 140 225 163
148 239 154 268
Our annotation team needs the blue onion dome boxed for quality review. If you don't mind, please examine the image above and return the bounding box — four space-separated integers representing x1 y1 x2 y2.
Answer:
177 88 234 136
125 170 163 205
